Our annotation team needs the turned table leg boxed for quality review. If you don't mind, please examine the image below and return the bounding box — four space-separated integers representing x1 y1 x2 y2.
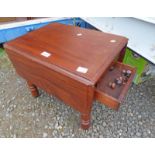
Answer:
27 82 39 97
81 113 90 130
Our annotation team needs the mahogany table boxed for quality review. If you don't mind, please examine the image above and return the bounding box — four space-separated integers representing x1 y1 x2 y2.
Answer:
4 23 136 129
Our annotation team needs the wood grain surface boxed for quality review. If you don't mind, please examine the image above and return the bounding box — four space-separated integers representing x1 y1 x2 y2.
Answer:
95 62 136 110
4 23 128 85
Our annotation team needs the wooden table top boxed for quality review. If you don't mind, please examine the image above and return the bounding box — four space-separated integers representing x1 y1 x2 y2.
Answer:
5 23 128 85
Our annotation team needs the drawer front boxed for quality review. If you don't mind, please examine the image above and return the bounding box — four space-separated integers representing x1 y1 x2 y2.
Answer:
95 62 136 110
95 89 120 110
6 49 94 114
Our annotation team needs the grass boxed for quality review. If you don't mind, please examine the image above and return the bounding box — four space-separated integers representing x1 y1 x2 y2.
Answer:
0 47 12 69
0 48 4 57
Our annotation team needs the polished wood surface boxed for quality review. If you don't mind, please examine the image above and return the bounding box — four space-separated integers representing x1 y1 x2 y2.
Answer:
27 82 39 97
95 62 136 110
4 23 135 129
6 49 93 114
4 23 128 84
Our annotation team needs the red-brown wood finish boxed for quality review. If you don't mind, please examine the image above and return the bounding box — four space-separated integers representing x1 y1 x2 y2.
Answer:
95 62 136 110
4 23 135 129
118 45 127 62
27 82 39 97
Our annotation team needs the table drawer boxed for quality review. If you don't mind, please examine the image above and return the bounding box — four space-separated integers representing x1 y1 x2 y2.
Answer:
95 62 136 110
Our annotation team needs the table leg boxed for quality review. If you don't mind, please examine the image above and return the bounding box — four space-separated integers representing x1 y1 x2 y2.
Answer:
118 45 126 62
27 82 39 97
81 113 90 130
